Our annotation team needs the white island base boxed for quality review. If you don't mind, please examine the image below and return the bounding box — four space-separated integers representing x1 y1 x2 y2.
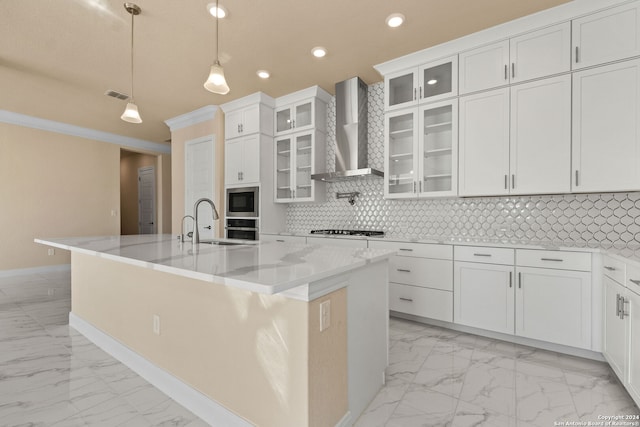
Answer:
65 248 388 427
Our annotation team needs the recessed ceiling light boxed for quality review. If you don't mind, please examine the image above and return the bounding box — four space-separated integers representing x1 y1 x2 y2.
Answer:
386 13 405 28
206 3 227 18
311 46 327 58
257 70 270 79
427 79 438 85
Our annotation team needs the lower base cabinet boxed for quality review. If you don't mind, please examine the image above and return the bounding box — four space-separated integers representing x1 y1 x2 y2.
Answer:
516 266 591 349
389 283 452 322
627 288 640 404
603 275 627 379
454 261 515 334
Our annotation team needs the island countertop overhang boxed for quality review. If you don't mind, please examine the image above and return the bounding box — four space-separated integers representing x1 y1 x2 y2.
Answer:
35 234 394 297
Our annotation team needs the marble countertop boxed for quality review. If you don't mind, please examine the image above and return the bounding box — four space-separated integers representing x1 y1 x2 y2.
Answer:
35 234 394 296
263 232 640 264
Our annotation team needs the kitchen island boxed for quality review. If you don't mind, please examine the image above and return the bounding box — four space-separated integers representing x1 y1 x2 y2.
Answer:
35 235 393 427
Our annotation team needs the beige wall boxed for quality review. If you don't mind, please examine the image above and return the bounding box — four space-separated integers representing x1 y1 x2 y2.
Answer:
0 123 120 270
120 150 157 235
0 121 172 271
72 252 348 427
170 109 225 238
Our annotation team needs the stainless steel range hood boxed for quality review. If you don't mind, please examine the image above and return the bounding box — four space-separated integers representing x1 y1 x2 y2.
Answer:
311 77 383 182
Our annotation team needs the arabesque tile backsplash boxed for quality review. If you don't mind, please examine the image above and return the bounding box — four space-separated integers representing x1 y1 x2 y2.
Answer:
286 82 640 253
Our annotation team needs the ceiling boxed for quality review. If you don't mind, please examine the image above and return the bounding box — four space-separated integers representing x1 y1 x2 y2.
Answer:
0 0 570 145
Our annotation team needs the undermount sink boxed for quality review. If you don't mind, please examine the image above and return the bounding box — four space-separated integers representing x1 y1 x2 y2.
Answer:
200 240 246 246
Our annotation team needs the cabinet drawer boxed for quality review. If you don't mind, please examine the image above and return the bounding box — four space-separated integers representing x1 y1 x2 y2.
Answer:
389 257 453 291
306 236 368 248
454 246 514 265
260 234 306 243
369 240 452 259
389 283 453 322
516 249 591 271
627 263 640 295
603 255 626 284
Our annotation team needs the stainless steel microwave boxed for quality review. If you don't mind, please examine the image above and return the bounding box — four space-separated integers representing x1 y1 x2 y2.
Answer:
226 187 259 218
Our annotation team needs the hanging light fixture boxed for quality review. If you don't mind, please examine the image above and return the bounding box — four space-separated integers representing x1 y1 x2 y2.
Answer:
204 0 230 94
121 3 142 123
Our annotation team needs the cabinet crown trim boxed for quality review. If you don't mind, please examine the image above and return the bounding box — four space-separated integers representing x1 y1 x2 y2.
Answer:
220 92 275 113
275 85 332 106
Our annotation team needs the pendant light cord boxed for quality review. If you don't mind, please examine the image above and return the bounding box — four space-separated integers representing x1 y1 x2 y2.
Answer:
130 9 135 101
214 0 220 63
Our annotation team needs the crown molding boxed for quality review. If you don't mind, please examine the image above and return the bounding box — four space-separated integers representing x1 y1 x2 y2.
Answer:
164 105 218 131
0 110 170 154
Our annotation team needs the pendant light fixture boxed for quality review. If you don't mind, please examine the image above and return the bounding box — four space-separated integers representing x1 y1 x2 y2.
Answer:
204 0 230 94
121 3 142 123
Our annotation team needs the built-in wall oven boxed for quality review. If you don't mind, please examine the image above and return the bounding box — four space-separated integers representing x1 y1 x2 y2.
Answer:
226 187 259 240
226 218 258 241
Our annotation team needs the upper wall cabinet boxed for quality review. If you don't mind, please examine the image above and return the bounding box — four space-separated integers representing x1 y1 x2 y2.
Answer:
572 2 640 70
384 56 458 111
274 86 331 136
572 58 640 193
459 22 571 94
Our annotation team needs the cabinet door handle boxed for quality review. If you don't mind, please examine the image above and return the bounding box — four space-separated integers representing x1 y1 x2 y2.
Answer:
630 279 640 285
414 88 417 101
399 248 413 252
604 266 616 271
504 64 508 80
420 86 423 99
237 124 241 133
616 294 621 318
237 172 241 180
509 271 513 288
541 258 563 262
397 269 411 273
511 174 515 189
518 272 522 289
292 120 295 129
399 297 414 302
473 253 492 257
511 63 515 79
419 181 422 193
276 239 285 242
504 174 508 190
575 170 579 187
621 297 628 319
575 46 579 63
413 181 417 193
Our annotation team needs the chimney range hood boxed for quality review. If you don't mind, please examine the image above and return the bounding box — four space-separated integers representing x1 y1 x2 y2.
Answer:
311 77 383 182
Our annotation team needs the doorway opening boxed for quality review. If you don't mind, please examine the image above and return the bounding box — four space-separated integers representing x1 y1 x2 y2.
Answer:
120 149 158 235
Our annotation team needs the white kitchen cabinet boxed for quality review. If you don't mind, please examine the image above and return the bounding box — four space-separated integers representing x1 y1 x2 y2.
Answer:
459 75 571 197
305 236 368 248
225 104 262 140
454 261 515 334
459 22 570 94
224 134 261 185
515 266 591 349
370 240 453 322
259 233 306 243
458 88 510 197
384 56 458 111
603 275 628 379
572 58 640 193
572 2 640 70
274 86 330 136
626 287 640 405
275 131 325 203
385 99 458 198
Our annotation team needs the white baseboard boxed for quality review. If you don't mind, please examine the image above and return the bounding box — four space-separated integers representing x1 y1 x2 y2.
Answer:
69 312 254 427
0 264 70 278
335 411 353 427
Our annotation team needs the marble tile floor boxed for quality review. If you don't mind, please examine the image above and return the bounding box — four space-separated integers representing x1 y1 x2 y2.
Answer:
0 269 209 427
3 269 639 427
355 317 640 427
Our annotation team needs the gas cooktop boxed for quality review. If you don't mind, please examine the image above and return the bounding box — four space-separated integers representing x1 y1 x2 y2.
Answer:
310 229 385 237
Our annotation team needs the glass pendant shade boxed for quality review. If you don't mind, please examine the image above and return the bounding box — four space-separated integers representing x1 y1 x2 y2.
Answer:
121 101 142 123
204 61 230 94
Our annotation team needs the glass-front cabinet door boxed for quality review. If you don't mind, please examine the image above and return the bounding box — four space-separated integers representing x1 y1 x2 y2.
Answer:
384 110 418 198
418 100 458 197
275 137 293 201
275 100 315 135
294 133 314 201
419 56 458 104
385 69 418 111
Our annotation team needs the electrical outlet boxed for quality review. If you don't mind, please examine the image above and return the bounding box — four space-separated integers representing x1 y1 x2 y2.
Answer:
320 300 331 332
111 209 118 217
153 315 161 335
47 248 55 256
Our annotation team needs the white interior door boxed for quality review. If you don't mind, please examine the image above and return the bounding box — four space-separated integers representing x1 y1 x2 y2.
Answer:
185 136 216 240
138 166 156 234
